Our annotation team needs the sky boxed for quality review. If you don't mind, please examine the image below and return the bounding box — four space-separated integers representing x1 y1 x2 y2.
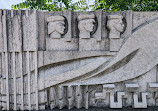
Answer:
0 0 95 9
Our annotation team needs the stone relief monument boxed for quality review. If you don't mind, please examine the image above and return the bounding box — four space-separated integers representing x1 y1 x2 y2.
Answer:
78 14 95 39
107 15 124 38
47 15 65 39
1 9 158 110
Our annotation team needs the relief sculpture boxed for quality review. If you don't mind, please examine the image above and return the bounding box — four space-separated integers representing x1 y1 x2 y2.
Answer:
78 14 95 38
107 15 124 38
47 15 65 39
1 10 158 110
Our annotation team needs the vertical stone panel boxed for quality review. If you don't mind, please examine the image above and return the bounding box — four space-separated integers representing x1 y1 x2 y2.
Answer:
83 85 89 109
37 11 45 51
93 10 102 41
63 10 72 42
121 10 133 38
26 51 31 110
11 15 22 52
34 51 38 110
37 51 44 68
2 10 8 52
101 12 108 38
2 10 10 110
23 73 28 109
12 52 17 110
0 10 3 52
38 68 47 109
19 52 24 110
0 53 2 108
49 87 57 109
23 10 38 51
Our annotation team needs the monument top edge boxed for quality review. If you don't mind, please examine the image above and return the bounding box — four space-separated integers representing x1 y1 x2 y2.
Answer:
1 9 158 13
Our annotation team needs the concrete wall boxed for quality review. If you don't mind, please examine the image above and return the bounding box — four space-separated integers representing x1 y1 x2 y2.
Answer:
0 9 158 110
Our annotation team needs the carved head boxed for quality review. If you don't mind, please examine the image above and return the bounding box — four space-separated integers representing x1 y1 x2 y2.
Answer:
78 19 95 32
107 15 124 32
78 14 95 38
47 16 65 38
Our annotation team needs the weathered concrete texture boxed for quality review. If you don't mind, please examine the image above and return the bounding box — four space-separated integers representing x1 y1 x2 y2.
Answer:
23 10 38 51
109 38 123 51
8 10 22 52
79 38 109 51
133 12 158 30
1 10 158 110
46 38 78 51
39 107 158 111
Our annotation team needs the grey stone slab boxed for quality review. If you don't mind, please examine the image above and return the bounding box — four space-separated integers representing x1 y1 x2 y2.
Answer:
38 51 44 68
10 15 22 52
43 50 115 66
2 10 8 52
133 12 158 30
102 12 108 39
93 10 102 41
37 11 46 51
46 38 78 51
79 38 109 51
63 10 72 42
121 10 133 38
22 10 38 51
71 11 79 38
0 10 3 52
109 38 124 51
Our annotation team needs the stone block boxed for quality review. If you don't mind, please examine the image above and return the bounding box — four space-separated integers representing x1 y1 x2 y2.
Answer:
110 92 125 108
125 83 139 92
93 10 102 41
148 82 158 92
133 12 158 30
121 10 133 38
23 10 38 51
103 84 115 89
79 38 108 51
148 82 158 88
0 10 3 52
9 15 22 52
63 10 72 42
46 38 78 51
2 10 7 52
37 11 45 50
109 38 123 51
133 92 148 108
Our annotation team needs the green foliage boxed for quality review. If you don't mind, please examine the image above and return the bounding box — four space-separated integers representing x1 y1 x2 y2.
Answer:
12 0 158 11
71 0 89 11
92 0 158 11
12 0 89 11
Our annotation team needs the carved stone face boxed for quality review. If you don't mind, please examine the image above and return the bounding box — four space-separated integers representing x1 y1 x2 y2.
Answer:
55 22 65 34
84 20 95 32
47 15 65 38
78 19 95 32
115 19 124 32
107 18 124 33
77 14 95 39
107 15 124 39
